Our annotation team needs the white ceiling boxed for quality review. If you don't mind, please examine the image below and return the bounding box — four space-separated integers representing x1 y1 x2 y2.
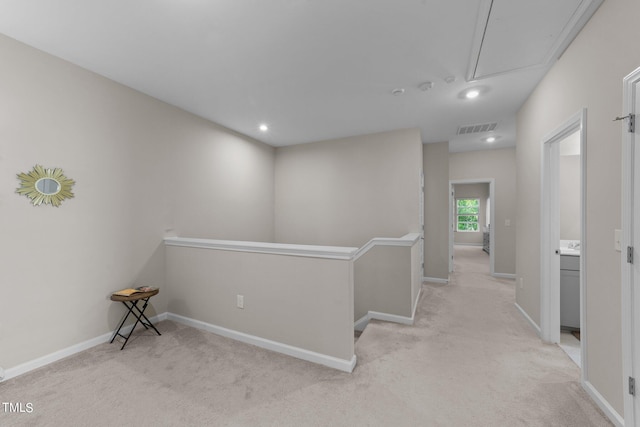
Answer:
0 0 602 152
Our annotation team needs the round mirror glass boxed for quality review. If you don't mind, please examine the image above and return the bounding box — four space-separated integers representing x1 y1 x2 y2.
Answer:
36 178 61 195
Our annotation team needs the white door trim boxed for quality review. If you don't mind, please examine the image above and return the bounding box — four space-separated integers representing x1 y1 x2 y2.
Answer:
420 170 425 279
449 179 495 276
449 184 454 273
622 65 640 427
539 109 587 373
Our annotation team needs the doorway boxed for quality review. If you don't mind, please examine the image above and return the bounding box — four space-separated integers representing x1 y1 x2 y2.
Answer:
540 109 586 370
449 179 495 275
557 130 582 366
621 65 640 427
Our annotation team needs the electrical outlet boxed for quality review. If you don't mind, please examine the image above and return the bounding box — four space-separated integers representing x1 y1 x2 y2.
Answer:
237 294 244 309
519 277 524 289
505 219 511 227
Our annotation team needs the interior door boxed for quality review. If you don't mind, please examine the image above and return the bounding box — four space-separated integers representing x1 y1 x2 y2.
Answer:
623 66 640 426
632 78 640 423
547 139 562 344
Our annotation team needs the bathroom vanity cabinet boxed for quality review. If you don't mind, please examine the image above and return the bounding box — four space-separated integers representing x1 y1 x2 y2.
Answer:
560 255 580 329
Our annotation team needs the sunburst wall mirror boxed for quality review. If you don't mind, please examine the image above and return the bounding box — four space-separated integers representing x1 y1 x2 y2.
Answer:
16 165 75 207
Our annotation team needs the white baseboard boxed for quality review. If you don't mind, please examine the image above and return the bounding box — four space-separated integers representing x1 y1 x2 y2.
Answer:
355 287 422 332
167 313 356 373
454 242 483 247
583 380 624 427
369 311 414 325
412 287 422 320
493 273 516 279
354 314 370 332
514 302 541 337
423 276 449 284
2 312 168 382
354 309 415 332
3 312 356 380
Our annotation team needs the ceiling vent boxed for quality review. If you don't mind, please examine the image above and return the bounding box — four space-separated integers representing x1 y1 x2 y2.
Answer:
457 122 497 135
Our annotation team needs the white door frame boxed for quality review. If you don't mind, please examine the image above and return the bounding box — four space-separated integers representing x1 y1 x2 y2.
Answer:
449 184 455 273
449 179 495 275
622 65 640 427
420 170 425 279
540 109 586 362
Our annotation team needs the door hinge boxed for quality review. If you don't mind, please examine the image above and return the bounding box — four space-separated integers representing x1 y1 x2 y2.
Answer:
630 377 636 396
614 114 635 132
628 246 634 264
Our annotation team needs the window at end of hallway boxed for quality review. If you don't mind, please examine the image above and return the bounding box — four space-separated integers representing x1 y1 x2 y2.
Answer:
456 198 479 232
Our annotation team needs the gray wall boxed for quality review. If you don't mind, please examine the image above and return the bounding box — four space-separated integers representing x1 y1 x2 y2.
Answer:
354 245 412 321
560 155 581 240
453 183 489 245
169 127 275 242
516 0 640 415
423 142 450 280
0 34 275 370
450 148 516 275
166 245 354 361
274 129 423 247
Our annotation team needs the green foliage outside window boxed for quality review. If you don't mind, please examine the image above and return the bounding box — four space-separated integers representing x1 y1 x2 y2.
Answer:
457 199 479 232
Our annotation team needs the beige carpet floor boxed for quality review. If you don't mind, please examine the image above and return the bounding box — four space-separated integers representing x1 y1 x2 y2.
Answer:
0 245 612 426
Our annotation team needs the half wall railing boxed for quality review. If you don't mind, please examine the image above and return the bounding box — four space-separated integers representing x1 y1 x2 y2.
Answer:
163 232 421 373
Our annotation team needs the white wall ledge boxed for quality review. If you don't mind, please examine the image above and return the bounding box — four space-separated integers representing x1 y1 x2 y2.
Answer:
165 233 420 261
353 232 421 261
164 237 358 260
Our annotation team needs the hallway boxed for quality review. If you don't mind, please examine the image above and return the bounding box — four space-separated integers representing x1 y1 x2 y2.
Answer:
400 244 609 425
0 246 611 426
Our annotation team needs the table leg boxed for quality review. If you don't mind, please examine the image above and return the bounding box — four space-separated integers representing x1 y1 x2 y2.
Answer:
110 297 161 350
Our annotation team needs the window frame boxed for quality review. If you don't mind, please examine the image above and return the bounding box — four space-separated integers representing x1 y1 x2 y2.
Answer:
456 198 480 232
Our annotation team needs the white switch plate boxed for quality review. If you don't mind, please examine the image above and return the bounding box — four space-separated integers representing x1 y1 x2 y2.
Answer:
615 229 622 252
237 294 244 309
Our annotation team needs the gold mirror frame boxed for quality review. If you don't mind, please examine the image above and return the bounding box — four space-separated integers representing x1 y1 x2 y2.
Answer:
16 165 75 207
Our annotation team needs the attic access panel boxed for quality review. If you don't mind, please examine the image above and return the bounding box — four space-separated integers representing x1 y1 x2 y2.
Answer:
467 0 602 81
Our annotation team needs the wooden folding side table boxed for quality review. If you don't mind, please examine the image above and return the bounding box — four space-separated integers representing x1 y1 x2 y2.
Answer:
110 288 161 350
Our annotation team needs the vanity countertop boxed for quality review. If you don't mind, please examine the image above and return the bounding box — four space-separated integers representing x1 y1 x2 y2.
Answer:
559 240 580 256
559 248 580 256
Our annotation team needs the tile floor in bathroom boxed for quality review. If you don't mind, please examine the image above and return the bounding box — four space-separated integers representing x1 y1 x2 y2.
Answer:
559 331 581 367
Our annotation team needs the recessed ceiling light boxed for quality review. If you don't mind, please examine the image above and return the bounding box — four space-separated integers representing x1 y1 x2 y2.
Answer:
444 76 456 84
259 124 269 132
391 88 405 96
465 89 480 99
486 136 496 143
